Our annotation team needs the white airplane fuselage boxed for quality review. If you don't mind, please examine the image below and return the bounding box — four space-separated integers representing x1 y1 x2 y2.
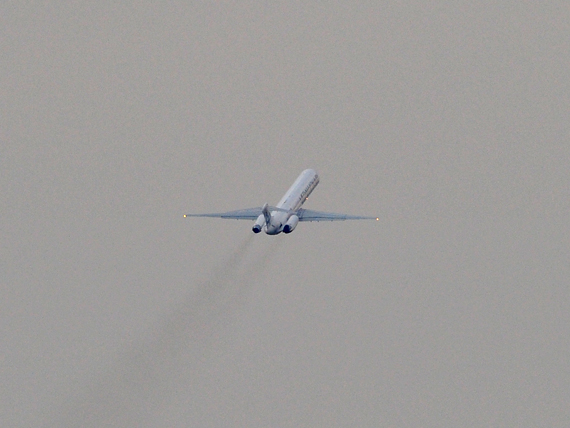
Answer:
258 169 319 235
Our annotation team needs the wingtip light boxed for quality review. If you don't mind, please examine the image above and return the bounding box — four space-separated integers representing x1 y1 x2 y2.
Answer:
183 214 187 218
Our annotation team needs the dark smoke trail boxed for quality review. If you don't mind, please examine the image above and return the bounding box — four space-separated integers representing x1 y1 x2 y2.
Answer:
200 235 287 332
231 235 286 304
47 233 256 428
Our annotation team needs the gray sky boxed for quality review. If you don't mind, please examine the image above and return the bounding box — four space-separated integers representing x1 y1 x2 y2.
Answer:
2 2 569 427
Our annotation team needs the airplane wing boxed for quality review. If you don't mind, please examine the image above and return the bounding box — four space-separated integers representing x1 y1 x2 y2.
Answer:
184 205 290 220
296 208 378 222
184 207 262 220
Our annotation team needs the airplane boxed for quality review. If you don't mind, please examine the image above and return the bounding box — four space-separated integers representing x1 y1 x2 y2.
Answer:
184 169 378 235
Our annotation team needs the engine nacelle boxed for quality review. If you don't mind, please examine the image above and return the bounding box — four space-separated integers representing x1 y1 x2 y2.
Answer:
282 215 299 234
252 214 265 233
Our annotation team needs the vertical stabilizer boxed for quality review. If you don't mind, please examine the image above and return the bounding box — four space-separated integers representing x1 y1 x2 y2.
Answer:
262 203 271 226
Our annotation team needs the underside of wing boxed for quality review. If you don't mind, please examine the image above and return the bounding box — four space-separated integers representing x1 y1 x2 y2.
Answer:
297 208 378 222
184 207 263 220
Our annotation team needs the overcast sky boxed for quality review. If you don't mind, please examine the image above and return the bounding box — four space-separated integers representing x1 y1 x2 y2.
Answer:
2 2 569 427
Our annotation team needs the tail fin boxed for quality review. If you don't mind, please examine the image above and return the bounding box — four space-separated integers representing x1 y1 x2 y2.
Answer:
262 203 271 226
